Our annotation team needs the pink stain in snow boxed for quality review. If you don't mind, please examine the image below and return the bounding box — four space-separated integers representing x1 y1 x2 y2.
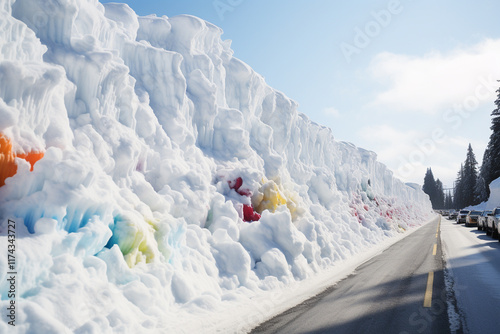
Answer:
229 177 260 222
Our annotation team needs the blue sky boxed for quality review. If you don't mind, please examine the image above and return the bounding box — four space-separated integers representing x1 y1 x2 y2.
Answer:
100 0 500 188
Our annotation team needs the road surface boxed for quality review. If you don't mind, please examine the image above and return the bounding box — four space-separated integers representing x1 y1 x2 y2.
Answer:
251 216 451 334
441 216 500 333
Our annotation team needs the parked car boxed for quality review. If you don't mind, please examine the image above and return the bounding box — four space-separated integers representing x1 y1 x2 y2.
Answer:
457 210 470 224
487 207 500 239
449 210 458 220
465 210 482 227
478 210 493 231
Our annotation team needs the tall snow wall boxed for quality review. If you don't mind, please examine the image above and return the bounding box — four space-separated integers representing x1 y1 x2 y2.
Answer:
0 0 433 332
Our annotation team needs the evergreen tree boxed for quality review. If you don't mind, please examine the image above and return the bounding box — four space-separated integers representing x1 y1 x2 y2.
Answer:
423 168 437 208
444 191 454 209
480 148 492 198
454 165 464 209
462 144 478 206
435 179 445 209
453 145 480 208
475 175 488 204
422 169 446 209
485 83 500 185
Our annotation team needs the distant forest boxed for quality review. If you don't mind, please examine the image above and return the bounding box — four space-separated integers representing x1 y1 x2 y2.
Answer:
423 82 500 209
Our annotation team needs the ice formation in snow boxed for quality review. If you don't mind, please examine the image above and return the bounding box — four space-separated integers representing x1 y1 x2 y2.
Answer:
0 0 433 332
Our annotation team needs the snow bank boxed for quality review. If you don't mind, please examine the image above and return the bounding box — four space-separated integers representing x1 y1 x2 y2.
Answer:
467 177 500 210
0 0 433 332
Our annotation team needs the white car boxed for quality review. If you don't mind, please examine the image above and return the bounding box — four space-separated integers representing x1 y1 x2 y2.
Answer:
457 210 470 224
487 208 500 239
478 210 493 231
465 210 482 227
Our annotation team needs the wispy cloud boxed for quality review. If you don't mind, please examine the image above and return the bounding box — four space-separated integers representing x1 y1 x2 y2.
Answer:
367 39 500 114
357 124 482 186
358 124 421 161
323 107 341 118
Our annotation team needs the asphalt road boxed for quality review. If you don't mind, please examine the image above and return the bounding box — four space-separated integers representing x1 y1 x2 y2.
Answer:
441 216 500 333
251 216 451 334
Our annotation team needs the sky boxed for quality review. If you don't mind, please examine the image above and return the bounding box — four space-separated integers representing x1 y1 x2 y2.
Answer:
100 0 500 189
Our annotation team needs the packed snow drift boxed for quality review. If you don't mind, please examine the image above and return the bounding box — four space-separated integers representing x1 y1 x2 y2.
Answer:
0 0 433 332
467 176 500 210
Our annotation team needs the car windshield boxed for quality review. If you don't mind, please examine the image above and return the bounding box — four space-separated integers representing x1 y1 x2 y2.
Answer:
460 211 470 214
470 211 481 215
484 211 493 216
495 208 500 215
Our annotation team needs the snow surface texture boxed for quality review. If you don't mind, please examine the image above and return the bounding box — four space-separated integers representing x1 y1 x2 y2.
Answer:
0 0 433 332
467 176 500 210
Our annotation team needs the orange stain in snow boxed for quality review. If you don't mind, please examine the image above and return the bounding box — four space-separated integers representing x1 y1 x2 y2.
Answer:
0 134 44 186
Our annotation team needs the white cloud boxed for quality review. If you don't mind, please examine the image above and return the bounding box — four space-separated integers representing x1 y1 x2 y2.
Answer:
358 124 421 161
357 124 484 186
368 39 500 114
323 107 341 118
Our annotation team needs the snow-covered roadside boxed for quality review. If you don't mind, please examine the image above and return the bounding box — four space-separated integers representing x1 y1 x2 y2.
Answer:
466 177 500 211
0 0 432 332
440 217 500 334
198 216 438 334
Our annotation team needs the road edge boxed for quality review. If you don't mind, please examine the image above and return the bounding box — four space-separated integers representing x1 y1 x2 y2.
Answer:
440 217 469 334
241 215 440 333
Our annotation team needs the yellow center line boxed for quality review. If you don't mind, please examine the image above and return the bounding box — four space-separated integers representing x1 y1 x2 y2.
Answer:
424 271 434 307
424 219 439 307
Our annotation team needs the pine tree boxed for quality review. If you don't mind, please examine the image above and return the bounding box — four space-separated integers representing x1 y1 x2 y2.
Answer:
422 169 447 209
454 145 480 208
435 179 445 209
423 168 437 208
480 148 492 198
485 83 500 185
454 165 464 209
462 144 478 206
444 191 454 209
475 175 488 204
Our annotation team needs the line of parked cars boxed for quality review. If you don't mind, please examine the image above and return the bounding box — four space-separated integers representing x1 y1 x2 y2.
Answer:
449 208 500 240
